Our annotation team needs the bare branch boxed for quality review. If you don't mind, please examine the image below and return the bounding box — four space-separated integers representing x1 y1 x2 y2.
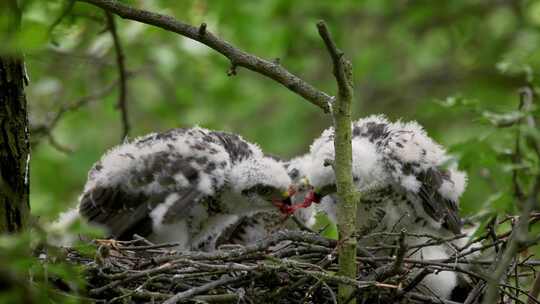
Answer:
374 229 408 281
528 272 540 304
48 0 75 36
105 11 130 140
316 21 352 97
31 79 123 151
163 275 245 304
317 20 357 304
482 178 540 303
482 89 540 304
47 133 73 154
77 0 333 112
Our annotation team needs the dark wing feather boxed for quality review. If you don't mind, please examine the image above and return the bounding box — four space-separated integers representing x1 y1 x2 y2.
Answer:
79 186 157 239
208 131 254 163
416 168 462 234
79 185 208 240
79 150 217 239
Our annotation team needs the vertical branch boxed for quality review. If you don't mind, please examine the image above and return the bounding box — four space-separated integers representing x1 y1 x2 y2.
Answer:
0 0 30 233
105 11 130 140
317 21 358 304
482 89 540 304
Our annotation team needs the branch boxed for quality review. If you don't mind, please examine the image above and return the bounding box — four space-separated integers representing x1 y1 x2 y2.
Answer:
48 0 75 36
482 177 540 304
138 230 334 267
77 0 333 112
31 79 123 152
528 272 540 304
317 20 358 304
482 89 540 304
163 275 245 304
317 22 351 98
105 11 130 140
374 229 408 281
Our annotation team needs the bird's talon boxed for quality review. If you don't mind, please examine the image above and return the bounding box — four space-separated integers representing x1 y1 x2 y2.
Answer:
94 239 120 250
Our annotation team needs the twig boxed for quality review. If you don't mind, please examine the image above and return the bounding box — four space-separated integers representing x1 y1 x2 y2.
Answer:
132 233 155 246
105 11 130 139
47 133 73 154
163 275 245 304
400 268 433 297
407 291 463 304
482 177 540 303
119 287 240 303
317 21 350 99
31 79 123 151
48 0 75 35
374 229 408 281
529 272 540 304
139 230 334 267
480 88 540 304
90 262 179 295
76 0 333 112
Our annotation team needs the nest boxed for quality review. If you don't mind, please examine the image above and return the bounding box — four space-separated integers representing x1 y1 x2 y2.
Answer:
65 225 539 304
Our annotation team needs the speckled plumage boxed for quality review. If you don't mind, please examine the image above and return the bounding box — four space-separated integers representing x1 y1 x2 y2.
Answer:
78 127 291 251
291 115 468 299
300 115 466 234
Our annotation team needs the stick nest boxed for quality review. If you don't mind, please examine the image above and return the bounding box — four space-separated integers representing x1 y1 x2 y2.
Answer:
64 225 539 304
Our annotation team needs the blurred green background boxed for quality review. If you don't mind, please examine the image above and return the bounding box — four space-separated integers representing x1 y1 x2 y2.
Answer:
5 0 539 222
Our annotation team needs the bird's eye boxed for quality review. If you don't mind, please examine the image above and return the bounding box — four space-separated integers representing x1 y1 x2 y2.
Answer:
257 185 275 196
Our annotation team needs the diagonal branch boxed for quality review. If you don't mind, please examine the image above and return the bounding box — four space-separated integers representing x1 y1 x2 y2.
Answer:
76 0 332 113
105 11 130 140
163 274 246 304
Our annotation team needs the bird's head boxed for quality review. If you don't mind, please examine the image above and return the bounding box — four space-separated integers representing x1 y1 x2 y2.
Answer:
231 156 292 207
241 183 292 211
267 176 327 215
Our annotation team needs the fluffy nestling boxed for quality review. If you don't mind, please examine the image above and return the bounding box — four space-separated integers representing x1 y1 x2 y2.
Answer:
300 115 466 234
291 115 468 299
77 127 293 251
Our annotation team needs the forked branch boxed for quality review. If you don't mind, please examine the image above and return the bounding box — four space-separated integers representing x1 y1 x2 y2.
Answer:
77 0 333 112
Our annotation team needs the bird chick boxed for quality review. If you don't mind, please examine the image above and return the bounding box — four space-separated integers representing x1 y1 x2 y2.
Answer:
289 115 468 299
77 127 293 251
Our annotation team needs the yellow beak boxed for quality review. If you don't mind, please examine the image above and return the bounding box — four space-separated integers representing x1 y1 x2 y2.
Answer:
281 190 290 199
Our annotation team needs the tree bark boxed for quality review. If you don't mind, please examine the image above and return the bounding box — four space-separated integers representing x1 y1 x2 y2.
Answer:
0 57 30 233
0 0 30 233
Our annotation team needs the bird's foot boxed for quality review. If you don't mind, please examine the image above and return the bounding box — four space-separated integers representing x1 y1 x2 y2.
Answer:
94 238 121 250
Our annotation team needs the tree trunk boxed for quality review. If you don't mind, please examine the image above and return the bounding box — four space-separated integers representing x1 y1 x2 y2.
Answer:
0 0 30 233
0 57 30 232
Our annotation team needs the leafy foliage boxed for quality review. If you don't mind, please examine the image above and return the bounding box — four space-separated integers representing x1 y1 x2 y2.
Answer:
1 0 540 302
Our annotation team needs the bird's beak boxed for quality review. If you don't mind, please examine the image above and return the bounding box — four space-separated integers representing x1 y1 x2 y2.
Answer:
281 189 292 205
281 196 292 206
282 190 291 198
301 177 310 187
